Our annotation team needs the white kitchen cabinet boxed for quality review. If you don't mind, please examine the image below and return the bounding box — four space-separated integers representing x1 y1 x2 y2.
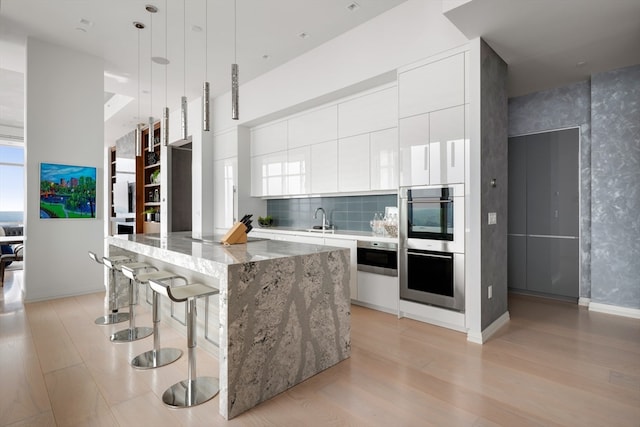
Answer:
338 86 397 138
213 157 237 229
286 146 311 195
250 120 287 156
356 271 398 314
338 134 370 192
370 128 398 190
398 52 465 118
288 105 337 148
429 105 465 185
399 113 430 186
323 236 358 301
251 151 287 197
311 140 338 194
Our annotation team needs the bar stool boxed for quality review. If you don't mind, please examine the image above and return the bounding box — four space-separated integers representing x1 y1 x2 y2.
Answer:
88 251 131 325
121 266 184 369
149 278 220 408
105 259 153 343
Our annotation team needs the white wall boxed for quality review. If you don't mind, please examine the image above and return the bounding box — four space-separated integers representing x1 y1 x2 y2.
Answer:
211 0 467 131
24 38 104 302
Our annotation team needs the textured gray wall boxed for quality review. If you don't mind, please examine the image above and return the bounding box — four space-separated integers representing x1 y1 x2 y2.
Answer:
590 64 640 309
508 80 592 298
480 40 509 329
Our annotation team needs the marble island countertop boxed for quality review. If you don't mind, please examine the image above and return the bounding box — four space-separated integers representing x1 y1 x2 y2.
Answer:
109 230 344 266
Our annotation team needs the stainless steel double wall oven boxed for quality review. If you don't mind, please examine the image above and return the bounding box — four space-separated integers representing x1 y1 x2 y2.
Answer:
399 184 465 311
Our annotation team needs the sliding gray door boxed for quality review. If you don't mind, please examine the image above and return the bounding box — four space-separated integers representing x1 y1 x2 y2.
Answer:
508 128 579 299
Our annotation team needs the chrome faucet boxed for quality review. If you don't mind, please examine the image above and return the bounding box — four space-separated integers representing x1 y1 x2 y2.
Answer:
313 207 331 230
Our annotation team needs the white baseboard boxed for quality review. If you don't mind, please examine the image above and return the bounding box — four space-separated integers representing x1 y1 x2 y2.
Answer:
467 311 510 344
578 297 591 307
589 302 640 319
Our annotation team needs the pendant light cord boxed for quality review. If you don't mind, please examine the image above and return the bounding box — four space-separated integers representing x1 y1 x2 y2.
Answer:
137 28 141 123
150 12 153 120
234 0 237 63
183 0 186 96
165 0 168 107
205 0 208 80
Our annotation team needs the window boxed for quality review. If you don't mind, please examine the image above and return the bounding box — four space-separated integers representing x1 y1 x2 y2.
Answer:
0 144 24 225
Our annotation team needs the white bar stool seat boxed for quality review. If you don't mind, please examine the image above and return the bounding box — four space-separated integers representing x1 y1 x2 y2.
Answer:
88 251 131 325
122 267 185 369
105 260 154 343
149 278 220 408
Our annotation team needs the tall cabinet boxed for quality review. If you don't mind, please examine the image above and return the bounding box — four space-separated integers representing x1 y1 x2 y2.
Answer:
508 128 579 299
136 123 161 233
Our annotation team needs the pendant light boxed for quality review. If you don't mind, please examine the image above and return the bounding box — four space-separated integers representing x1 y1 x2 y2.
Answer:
134 21 145 156
147 5 158 152
161 0 169 146
202 0 210 131
181 0 188 140
231 0 239 120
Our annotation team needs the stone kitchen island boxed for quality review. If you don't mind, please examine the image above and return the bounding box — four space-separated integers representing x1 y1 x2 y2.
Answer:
107 231 351 419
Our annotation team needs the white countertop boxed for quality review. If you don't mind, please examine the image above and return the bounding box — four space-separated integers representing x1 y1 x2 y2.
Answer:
250 226 398 244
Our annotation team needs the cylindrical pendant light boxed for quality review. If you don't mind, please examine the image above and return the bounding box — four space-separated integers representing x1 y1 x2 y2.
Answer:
147 4 157 152
181 96 188 140
134 21 145 156
231 0 239 120
202 0 210 131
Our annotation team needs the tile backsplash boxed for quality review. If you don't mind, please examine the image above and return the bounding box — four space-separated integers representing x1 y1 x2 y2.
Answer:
267 194 397 232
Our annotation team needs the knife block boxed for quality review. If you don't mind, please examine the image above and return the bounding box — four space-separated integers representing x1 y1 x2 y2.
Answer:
221 222 248 245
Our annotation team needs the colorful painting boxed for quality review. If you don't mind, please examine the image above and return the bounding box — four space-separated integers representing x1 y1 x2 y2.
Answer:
40 163 97 219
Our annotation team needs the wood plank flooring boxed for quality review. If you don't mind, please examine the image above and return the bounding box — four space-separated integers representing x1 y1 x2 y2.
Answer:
1 269 639 426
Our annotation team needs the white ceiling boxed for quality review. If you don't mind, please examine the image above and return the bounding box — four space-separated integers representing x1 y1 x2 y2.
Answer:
1 0 639 145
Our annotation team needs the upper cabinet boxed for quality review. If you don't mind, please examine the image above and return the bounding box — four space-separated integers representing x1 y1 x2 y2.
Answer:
250 121 287 156
398 50 467 187
250 84 398 197
398 53 465 118
288 106 337 148
338 86 397 138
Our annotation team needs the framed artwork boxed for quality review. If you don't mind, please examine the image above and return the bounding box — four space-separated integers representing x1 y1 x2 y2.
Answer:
40 163 97 219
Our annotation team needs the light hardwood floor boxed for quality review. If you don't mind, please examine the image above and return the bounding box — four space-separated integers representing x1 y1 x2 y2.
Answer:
1 268 639 426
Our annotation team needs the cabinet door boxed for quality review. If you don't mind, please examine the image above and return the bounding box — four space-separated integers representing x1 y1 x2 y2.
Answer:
288 106 338 148
399 113 430 187
527 237 578 298
429 105 465 184
286 146 311 195
398 53 465 118
311 140 338 194
370 128 398 190
251 151 287 197
250 121 287 156
338 86 397 138
213 157 237 229
338 134 370 192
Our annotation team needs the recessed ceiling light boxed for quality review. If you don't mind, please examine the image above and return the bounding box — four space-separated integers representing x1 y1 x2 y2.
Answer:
142 89 150 94
75 27 87 33
191 25 203 32
145 4 158 13
133 21 145 30
298 32 309 39
152 56 170 65
262 54 270 60
79 18 94 27
346 2 360 12
576 61 587 67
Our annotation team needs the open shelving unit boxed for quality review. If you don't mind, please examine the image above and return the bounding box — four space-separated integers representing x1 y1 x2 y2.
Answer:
136 122 161 234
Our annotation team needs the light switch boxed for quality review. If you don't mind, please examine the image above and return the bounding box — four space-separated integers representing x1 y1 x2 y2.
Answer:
488 212 497 225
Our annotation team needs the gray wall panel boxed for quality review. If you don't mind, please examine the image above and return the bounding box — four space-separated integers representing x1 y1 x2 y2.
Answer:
590 64 640 309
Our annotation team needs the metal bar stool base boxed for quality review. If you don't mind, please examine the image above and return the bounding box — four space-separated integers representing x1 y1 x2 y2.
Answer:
110 326 153 343
94 311 130 325
131 348 182 369
162 377 219 408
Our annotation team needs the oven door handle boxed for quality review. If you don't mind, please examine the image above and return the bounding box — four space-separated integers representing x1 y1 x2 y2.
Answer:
406 251 452 259
407 199 453 204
